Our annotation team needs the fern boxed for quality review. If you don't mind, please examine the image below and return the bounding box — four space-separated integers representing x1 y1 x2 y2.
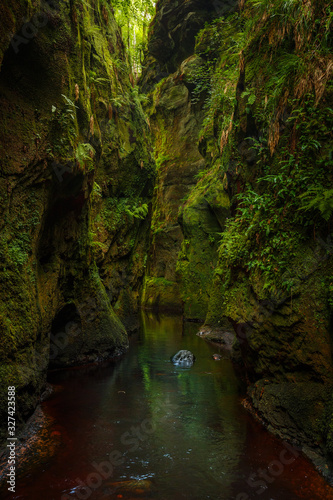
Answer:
125 203 149 220
299 186 333 221
75 143 96 170
61 94 78 122
92 182 102 198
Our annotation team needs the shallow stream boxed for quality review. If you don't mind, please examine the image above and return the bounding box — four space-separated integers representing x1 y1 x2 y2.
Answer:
1 313 333 499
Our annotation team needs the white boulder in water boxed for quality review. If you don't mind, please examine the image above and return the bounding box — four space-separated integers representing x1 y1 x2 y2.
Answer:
171 350 195 366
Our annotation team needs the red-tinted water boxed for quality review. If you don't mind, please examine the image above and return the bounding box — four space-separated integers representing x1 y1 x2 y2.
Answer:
1 313 333 499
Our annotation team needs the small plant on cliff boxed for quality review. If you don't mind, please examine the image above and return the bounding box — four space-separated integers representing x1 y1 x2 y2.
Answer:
155 153 171 169
92 182 102 200
60 94 78 122
75 143 96 171
50 94 79 159
299 187 333 222
125 203 148 220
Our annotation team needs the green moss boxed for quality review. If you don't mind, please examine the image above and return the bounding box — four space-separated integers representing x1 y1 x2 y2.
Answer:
0 0 156 444
141 276 182 311
249 381 329 447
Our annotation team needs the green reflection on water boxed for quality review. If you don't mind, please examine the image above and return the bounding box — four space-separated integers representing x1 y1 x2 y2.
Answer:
135 312 247 498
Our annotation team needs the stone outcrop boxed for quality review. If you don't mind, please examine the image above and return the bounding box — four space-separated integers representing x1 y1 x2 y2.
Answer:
140 0 238 91
141 0 236 318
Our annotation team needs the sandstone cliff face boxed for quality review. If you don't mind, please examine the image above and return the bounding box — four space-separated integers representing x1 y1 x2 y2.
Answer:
141 0 333 461
141 0 238 90
141 0 237 318
141 66 207 313
0 0 154 440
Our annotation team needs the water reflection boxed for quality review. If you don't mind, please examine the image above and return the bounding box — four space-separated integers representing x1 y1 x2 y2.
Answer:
1 312 333 500
135 312 246 499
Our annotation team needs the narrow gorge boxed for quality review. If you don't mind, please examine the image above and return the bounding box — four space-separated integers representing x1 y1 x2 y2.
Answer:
0 0 333 498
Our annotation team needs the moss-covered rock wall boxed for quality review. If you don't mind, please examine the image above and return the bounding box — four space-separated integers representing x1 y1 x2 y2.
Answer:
140 0 237 318
0 0 154 441
141 0 333 464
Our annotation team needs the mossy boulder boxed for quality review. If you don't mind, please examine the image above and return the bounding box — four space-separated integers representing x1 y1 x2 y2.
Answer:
248 380 330 448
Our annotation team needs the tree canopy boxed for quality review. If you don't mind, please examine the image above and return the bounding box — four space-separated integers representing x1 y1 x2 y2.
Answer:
112 0 156 76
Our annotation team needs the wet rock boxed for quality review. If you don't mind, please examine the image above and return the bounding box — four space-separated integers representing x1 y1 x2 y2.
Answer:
247 381 330 453
198 329 209 336
171 350 196 366
105 479 155 498
197 326 235 349
40 383 55 403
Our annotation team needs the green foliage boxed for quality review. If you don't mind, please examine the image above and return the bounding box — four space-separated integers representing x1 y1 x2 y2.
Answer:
51 98 76 134
92 182 102 199
101 197 149 233
190 0 333 299
7 240 29 268
219 187 302 293
60 94 78 122
155 153 171 169
75 143 96 171
113 0 156 75
85 24 101 37
88 71 111 89
192 14 246 140
110 96 128 109
125 203 149 220
299 187 333 221
50 95 97 172
195 0 333 161
131 85 150 106
49 94 79 159
216 88 333 293
241 89 256 111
